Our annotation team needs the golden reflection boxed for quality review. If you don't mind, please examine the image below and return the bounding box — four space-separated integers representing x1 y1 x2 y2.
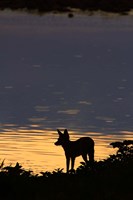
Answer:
57 109 80 115
0 127 133 174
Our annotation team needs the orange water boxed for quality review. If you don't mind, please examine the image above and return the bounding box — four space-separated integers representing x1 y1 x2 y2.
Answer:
0 125 133 174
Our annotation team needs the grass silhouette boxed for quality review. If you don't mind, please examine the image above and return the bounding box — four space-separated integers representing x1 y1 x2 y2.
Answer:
0 140 132 199
0 0 133 14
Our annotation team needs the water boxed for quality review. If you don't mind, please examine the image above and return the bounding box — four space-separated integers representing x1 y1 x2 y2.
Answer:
0 10 133 173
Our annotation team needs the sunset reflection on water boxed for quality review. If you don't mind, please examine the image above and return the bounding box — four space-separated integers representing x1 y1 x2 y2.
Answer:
0 124 133 173
0 11 133 174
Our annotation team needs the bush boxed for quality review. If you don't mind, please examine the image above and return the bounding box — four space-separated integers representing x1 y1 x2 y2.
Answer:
0 140 133 199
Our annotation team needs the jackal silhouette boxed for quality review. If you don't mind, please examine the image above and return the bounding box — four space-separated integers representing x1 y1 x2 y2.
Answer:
55 129 95 172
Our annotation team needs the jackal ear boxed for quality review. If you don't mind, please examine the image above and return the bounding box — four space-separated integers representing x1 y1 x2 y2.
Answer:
64 129 69 139
57 129 62 136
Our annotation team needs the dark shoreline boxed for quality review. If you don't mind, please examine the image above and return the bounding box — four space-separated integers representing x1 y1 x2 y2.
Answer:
0 0 133 15
0 140 133 200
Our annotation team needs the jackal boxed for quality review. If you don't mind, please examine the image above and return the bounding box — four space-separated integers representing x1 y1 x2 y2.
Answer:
54 129 95 172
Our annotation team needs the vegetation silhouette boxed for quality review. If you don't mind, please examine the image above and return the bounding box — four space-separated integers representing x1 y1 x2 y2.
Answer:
0 0 133 14
55 129 94 172
0 139 132 199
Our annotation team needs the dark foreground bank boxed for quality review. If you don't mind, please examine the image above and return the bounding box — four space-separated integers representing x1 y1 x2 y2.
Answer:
0 0 133 14
0 140 133 200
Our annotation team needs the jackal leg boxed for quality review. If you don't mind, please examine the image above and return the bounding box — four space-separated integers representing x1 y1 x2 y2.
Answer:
82 154 88 163
66 157 70 173
71 157 75 171
88 148 94 164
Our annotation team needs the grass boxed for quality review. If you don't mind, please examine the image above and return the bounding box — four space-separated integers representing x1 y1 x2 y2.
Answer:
0 140 133 200
0 0 133 14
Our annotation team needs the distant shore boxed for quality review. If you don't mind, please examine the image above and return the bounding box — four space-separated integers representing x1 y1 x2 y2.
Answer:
0 0 133 15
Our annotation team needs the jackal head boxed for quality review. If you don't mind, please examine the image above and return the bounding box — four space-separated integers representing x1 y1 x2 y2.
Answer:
54 129 70 146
